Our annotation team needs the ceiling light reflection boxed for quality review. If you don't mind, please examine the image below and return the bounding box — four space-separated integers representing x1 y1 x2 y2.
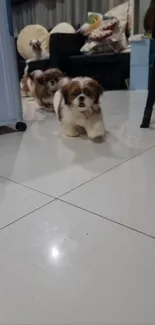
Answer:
49 246 60 260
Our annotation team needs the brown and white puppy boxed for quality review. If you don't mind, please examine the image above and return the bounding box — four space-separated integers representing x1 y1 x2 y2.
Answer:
29 68 64 112
53 77 105 142
24 40 50 76
29 40 43 60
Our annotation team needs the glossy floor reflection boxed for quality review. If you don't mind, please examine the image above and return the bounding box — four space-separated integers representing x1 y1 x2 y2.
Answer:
0 91 155 325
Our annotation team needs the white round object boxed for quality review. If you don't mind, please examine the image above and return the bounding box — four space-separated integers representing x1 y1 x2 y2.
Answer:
17 25 50 60
50 22 75 35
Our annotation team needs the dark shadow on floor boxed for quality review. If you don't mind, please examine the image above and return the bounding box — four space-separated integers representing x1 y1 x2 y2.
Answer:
0 126 17 135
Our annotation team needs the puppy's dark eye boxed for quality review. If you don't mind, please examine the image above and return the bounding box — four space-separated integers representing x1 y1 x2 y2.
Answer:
84 89 92 97
71 91 80 98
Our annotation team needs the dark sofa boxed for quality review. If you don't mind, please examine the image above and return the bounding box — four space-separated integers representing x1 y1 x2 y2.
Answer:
16 32 130 90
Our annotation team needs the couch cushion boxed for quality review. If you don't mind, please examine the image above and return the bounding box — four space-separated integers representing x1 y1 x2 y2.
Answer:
105 2 128 30
50 23 75 35
50 33 85 56
65 52 130 90
69 52 127 63
105 2 128 50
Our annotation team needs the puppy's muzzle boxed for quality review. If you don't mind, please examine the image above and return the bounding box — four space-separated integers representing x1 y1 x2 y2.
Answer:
33 44 41 51
51 80 56 86
79 95 85 108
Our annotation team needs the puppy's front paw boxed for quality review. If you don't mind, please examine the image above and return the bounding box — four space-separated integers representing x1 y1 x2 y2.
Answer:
65 130 79 137
92 135 103 143
76 126 86 135
42 104 54 113
62 124 79 137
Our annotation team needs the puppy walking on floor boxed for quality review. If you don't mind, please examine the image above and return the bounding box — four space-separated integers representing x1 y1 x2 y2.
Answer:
53 77 105 142
21 68 63 112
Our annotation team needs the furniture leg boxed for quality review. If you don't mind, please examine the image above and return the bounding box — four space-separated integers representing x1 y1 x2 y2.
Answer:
141 59 155 128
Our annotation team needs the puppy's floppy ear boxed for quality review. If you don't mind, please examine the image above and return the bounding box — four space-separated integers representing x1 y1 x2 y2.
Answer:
36 40 41 46
57 69 64 77
61 84 69 105
29 70 45 85
60 71 65 77
36 75 45 85
86 79 103 104
94 82 103 104
55 69 65 81
29 71 36 81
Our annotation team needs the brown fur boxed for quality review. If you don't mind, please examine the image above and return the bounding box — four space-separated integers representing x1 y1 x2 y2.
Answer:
61 79 103 116
20 76 33 97
44 68 64 82
29 40 42 51
20 77 29 93
29 40 42 59
29 68 64 111
62 79 103 105
34 83 51 107
54 77 105 142
34 69 64 86
57 78 103 122
86 80 103 104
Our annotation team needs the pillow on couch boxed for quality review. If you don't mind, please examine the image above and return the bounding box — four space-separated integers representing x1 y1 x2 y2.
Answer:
105 2 128 30
77 12 103 35
105 2 128 50
90 17 117 41
80 39 120 54
17 24 50 60
50 22 75 34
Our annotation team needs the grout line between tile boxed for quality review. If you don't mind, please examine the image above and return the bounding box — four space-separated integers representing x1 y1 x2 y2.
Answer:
58 143 155 199
1 142 155 203
0 199 56 232
59 198 155 241
0 175 56 199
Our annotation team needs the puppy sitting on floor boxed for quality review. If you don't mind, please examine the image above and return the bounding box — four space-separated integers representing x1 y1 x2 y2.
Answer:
53 77 105 142
28 68 63 112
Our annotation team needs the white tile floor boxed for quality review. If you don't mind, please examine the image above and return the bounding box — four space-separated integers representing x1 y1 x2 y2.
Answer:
0 91 155 324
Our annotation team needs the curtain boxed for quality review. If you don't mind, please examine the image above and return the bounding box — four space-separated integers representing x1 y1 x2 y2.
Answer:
12 0 126 35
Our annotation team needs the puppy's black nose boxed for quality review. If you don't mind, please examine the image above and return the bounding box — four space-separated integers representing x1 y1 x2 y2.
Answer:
51 80 55 86
79 95 85 101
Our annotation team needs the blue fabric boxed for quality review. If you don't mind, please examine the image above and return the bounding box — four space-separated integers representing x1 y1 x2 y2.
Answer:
6 0 14 36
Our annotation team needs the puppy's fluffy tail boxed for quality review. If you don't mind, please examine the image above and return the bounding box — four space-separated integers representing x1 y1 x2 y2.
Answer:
54 77 69 120
53 90 64 121
24 62 29 77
